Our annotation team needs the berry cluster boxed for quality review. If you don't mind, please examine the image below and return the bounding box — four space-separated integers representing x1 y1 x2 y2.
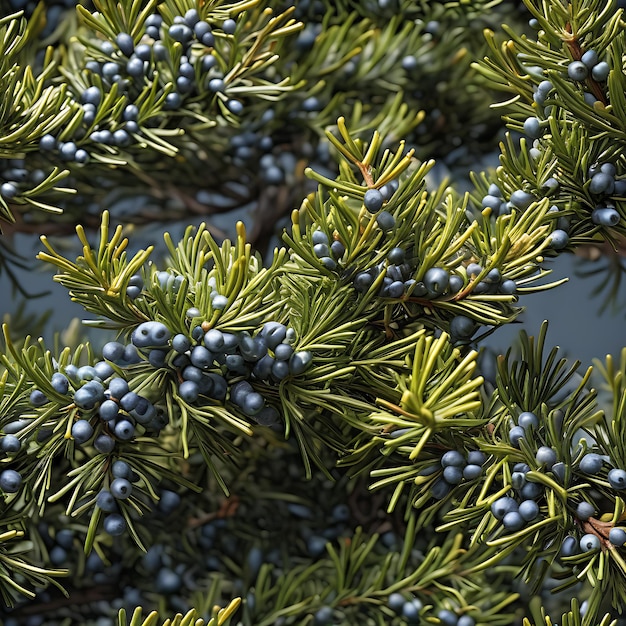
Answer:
0 159 49 202
567 50 610 84
387 593 423 625
39 133 90 165
587 162 624 227
431 449 487 500
30 360 163 452
0 467 22 494
490 477 541 533
481 183 538 217
103 317 312 424
95 460 143 536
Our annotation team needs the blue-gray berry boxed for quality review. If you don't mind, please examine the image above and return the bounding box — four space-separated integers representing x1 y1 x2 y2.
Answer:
576 501 595 520
103 513 126 536
580 533 601 552
579 453 603 474
608 468 626 489
609 527 626 547
568 61 588 81
0 469 22 493
364 189 384 211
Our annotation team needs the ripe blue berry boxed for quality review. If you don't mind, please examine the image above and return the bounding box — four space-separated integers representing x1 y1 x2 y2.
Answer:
520 481 542 500
190 345 213 369
423 267 449 296
509 425 525 447
116 33 135 56
568 61 588 81
581 50 599 68
482 194 501 211
106 380 128 403
579 453 603 474
184 8 200 26
503 511 525 531
467 450 486 465
462 464 482 480
576 501 595 520
560 535 578 557
132 321 171 347
71 419 94 444
111 477 133 499
30 389 48 406
609 468 626 489
94 434 116 454
547 229 569 249
438 609 458 626
39 134 56 150
580 533 601 552
441 450 465 467
222 18 237 34
518 411 538 430
114 419 135 440
511 471 526 490
354 272 375 292
102 341 125 362
0 469 22 493
401 600 421 625
156 567 182 594
226 99 244 115
126 57 145 77
509 190 535 209
112 460 132 479
129 396 156 425
164 93 182 110
289 351 313 375
74 383 103 409
536 446 557 468
500 279 517 294
523 117 542 139
119 391 141 412
172 334 191 354
491 496 518 520
450 315 476 338
48 546 67 566
589 172 615 195
274 343 294 361
591 62 610 81
179 380 200 402
194 21 211 38
592 207 620 226
388 593 405 613
96 489 117 512
158 489 181 514
518 499 539 521
1 435 20 453
609 527 626 547
442 465 463 485
94 361 114 380
103 513 126 536
431 478 451 499
313 243 329 258
457 616 475 626
363 189 385 213
311 229 328 245
50 373 70 395
241 391 265 417
376 211 395 230
387 247 405 264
